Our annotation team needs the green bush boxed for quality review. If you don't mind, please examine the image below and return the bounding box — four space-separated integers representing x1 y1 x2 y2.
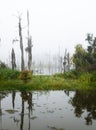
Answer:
0 61 7 69
53 70 81 79
0 68 20 80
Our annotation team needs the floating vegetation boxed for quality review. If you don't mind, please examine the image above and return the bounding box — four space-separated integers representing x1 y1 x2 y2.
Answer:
37 105 41 107
40 111 45 113
5 109 18 114
19 113 28 115
47 110 55 113
30 116 37 120
47 125 64 130
59 108 62 110
60 116 64 118
43 103 47 105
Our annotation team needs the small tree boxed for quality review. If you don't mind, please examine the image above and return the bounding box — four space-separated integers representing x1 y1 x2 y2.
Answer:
86 33 96 65
73 44 88 71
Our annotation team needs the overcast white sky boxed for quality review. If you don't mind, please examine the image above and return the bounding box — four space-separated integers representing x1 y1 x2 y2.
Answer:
0 0 96 64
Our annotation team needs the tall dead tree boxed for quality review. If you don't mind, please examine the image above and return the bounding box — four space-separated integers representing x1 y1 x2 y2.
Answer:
67 52 70 71
63 50 71 72
11 48 16 70
19 16 25 71
28 37 32 71
25 11 33 71
63 49 67 73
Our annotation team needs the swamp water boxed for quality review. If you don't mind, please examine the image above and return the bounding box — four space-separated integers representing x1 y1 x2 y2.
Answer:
0 90 96 130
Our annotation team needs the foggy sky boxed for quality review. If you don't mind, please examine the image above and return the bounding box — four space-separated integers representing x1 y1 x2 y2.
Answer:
0 0 96 64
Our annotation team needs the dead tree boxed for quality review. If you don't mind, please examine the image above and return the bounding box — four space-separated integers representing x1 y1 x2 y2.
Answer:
67 52 70 71
63 49 67 73
19 16 25 71
25 11 33 71
11 48 16 70
63 50 71 72
25 37 33 71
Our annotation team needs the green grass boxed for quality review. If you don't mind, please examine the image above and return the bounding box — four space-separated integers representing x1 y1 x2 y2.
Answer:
0 75 96 91
0 68 20 80
0 68 96 91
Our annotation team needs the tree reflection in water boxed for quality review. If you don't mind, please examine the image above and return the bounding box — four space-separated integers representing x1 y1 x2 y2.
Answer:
0 90 96 130
0 92 8 130
12 91 16 109
0 91 49 130
9 91 33 130
20 91 33 130
0 91 33 130
69 90 96 125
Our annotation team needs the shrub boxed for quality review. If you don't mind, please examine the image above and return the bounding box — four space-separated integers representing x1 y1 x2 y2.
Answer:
63 70 79 79
90 72 96 82
0 61 7 69
19 70 32 82
0 68 20 80
53 70 80 79
79 73 92 82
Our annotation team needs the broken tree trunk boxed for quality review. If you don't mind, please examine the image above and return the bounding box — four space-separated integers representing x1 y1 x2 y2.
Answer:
19 16 25 71
11 48 16 70
26 11 32 71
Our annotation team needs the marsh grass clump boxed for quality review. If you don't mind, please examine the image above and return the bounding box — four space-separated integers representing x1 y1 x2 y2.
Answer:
90 72 96 82
19 70 32 82
79 73 92 83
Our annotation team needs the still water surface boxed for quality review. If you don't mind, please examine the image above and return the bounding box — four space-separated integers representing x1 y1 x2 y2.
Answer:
0 90 96 130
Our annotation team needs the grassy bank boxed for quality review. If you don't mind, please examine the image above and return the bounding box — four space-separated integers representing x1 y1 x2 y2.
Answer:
0 68 96 91
0 75 96 91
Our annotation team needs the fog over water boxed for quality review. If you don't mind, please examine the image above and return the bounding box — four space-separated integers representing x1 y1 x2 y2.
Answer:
0 0 96 67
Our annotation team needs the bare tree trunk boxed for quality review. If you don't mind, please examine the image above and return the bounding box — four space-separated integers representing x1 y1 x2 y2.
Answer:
28 37 32 71
27 11 32 71
11 48 16 70
63 49 67 73
67 52 70 71
19 16 25 71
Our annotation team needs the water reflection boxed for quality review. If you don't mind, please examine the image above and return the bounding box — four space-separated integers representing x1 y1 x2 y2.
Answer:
69 90 96 125
0 91 8 130
0 91 33 130
0 90 96 130
20 92 33 130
